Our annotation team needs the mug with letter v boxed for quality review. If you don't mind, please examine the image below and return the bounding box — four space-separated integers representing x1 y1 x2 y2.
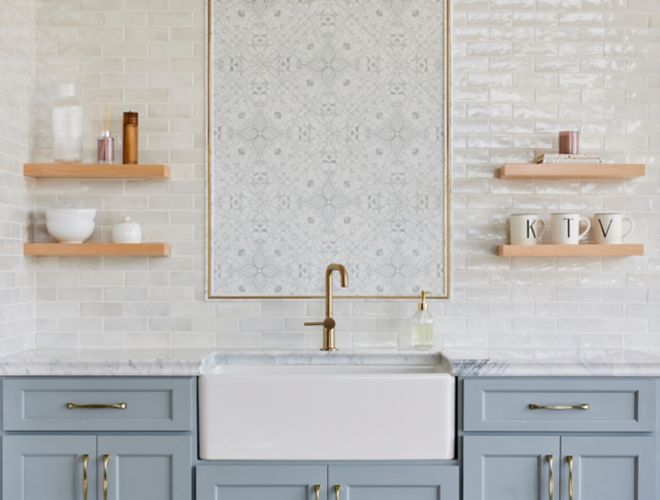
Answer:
594 213 634 244
509 214 546 245
551 213 591 245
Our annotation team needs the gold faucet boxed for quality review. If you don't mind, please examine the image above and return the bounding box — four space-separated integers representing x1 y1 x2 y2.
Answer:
304 263 349 351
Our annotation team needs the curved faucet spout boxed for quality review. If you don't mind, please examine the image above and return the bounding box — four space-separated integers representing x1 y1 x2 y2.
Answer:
304 263 350 351
326 263 348 289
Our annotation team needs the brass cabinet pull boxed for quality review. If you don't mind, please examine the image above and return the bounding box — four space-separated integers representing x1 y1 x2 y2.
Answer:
545 455 554 500
103 454 110 500
313 484 320 500
81 454 89 500
334 485 341 500
567 455 574 500
528 403 589 411
66 402 128 410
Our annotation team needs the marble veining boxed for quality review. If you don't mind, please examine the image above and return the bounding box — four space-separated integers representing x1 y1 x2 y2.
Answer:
452 350 660 377
0 348 215 376
200 350 453 373
1 348 660 377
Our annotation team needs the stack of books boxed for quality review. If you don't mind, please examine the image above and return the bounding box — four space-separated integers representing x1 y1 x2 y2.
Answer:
535 153 602 164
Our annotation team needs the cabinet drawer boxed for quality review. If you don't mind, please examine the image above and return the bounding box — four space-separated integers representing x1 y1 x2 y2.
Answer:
463 378 656 432
3 377 193 431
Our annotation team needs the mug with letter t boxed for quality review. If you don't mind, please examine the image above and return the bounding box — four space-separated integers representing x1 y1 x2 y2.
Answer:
510 214 546 245
551 213 591 245
593 213 634 244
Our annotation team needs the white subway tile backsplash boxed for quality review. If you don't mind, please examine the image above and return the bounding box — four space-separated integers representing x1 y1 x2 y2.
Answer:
0 0 653 354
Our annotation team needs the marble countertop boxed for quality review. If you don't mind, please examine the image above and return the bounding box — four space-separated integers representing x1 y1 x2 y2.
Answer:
0 348 214 376
451 349 660 377
1 347 660 377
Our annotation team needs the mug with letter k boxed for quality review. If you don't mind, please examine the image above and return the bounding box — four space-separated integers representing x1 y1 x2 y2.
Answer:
509 214 546 245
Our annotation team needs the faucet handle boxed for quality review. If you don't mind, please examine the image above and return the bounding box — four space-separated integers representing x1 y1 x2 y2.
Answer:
304 318 336 329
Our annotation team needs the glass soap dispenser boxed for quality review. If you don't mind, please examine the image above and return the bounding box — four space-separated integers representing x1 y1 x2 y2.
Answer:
411 290 434 349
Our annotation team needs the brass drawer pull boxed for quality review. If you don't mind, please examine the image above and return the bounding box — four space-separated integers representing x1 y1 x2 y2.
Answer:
528 403 589 411
313 484 320 500
334 485 341 500
545 454 554 500
567 455 574 500
82 454 89 500
103 454 110 500
66 402 128 410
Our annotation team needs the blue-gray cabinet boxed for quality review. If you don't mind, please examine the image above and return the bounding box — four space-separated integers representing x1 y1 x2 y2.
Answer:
3 434 192 500
463 436 560 500
329 464 459 500
560 436 655 500
1 377 195 500
196 464 327 500
3 435 97 500
463 435 655 500
98 435 192 500
463 378 656 433
3 377 194 431
196 464 459 500
462 377 658 500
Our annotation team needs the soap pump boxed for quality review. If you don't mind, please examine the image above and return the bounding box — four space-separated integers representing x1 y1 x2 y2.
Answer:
411 290 434 349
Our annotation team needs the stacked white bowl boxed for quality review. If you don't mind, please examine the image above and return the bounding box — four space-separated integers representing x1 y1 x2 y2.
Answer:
46 209 96 244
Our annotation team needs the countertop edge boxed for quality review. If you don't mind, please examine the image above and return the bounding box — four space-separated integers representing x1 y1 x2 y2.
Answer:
1 349 660 377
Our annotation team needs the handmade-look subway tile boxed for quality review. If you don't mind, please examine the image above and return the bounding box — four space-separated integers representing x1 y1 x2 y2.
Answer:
0 0 651 353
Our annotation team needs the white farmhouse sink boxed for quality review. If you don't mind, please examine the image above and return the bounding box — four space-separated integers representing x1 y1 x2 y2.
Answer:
198 351 455 460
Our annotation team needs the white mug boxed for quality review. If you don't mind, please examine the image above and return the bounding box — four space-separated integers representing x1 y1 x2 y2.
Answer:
551 213 591 244
593 213 634 244
510 214 546 245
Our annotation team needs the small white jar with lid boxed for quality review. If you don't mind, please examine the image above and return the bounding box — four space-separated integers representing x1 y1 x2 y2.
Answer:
112 216 142 244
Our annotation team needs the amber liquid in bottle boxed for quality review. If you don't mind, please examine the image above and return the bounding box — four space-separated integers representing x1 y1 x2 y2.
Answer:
122 111 138 164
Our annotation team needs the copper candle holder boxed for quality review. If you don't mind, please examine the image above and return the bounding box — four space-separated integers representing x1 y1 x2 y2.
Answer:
558 131 580 155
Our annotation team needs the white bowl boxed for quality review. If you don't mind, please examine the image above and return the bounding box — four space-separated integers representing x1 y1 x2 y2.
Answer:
46 209 96 222
46 219 95 244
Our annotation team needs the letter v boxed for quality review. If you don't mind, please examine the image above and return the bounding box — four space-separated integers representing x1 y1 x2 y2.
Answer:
599 219 613 237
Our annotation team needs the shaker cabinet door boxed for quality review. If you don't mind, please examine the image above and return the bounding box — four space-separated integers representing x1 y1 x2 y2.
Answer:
2 435 97 500
97 435 192 500
196 464 327 500
560 436 655 500
328 464 459 500
463 435 560 500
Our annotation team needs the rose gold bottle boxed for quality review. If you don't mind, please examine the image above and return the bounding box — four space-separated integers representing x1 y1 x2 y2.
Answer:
122 111 138 164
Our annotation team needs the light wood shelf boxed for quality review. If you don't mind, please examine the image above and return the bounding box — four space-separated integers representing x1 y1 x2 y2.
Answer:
24 163 170 179
24 243 171 257
496 163 646 180
497 244 644 257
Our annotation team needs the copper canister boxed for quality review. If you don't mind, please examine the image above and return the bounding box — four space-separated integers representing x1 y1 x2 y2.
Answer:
122 111 138 164
558 130 579 155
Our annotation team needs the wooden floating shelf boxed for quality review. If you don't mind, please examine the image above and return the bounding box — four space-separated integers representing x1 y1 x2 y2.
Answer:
24 163 170 179
24 243 171 257
496 163 646 180
497 244 644 257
